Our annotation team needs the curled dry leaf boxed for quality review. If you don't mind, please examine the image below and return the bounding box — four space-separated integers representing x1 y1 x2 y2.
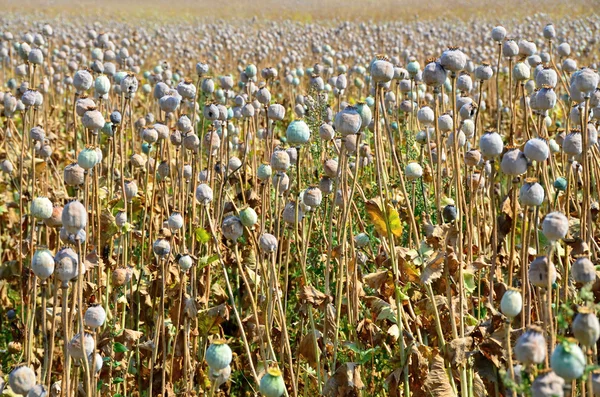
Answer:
322 362 365 397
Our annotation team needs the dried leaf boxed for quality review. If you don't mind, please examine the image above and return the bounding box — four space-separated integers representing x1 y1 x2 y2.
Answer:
298 330 322 369
424 354 456 397
420 251 444 284
299 284 330 308
323 362 364 397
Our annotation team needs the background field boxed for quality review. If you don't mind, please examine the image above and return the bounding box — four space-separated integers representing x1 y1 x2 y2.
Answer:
0 0 595 21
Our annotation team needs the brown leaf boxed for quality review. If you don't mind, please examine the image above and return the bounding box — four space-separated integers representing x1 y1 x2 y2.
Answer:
298 330 322 369
364 269 392 291
299 284 330 309
424 354 456 397
420 251 444 285
323 362 364 397
446 337 474 366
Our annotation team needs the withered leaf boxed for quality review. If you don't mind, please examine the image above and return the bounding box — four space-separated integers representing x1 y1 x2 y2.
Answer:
299 284 330 308
323 362 365 397
298 329 322 369
420 251 444 285
424 354 456 397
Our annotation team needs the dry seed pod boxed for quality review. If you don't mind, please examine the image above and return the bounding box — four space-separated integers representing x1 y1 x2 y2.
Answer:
571 255 596 284
54 247 80 286
282 201 304 224
222 216 244 241
519 179 544 207
542 212 569 241
68 332 95 360
259 233 278 253
514 325 546 365
9 365 36 396
61 200 87 235
500 147 528 176
572 307 600 346
528 256 557 288
531 370 564 397
84 305 106 329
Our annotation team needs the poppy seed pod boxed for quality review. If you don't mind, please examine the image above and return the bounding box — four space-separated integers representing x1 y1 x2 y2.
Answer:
61 200 87 234
529 256 557 288
270 150 291 172
209 365 231 388
536 68 558 89
259 233 278 253
464 149 481 167
319 123 335 141
479 131 504 158
54 247 79 285
222 216 244 241
532 87 557 110
268 104 285 121
152 238 171 257
203 131 221 155
282 201 304 224
178 254 193 272
404 162 423 180
141 128 158 144
334 106 362 136
531 370 564 397
440 47 467 72
500 288 522 319
323 159 339 179
257 164 272 181
523 138 550 163
260 368 286 397
43 206 63 228
193 184 213 206
502 40 519 58
562 131 582 156
77 147 98 170
84 305 106 329
176 80 196 100
491 26 506 42
286 120 311 146
513 62 530 82
515 325 547 365
9 365 36 396
81 109 105 131
29 126 45 142
370 57 394 84
355 102 372 131
423 61 446 87
474 63 493 81
543 23 556 40
437 113 453 132
31 248 55 280
303 186 323 207
205 340 232 371
572 307 600 346
73 70 93 92
456 73 473 92
551 341 586 381
30 196 53 220
68 332 95 360
123 180 138 201
500 147 528 176
94 74 110 96
239 207 258 228
572 255 596 284
542 211 569 241
167 212 184 230
573 68 599 94
519 179 545 207
160 92 181 113
417 106 434 126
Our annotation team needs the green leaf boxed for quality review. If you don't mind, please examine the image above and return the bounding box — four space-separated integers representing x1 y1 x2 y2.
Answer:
113 342 128 353
195 227 211 244
112 377 125 384
463 272 476 294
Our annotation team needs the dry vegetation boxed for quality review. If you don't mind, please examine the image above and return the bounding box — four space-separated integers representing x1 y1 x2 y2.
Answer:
0 2 599 397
